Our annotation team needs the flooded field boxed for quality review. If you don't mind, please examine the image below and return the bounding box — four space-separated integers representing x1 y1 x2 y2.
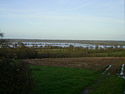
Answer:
9 41 125 49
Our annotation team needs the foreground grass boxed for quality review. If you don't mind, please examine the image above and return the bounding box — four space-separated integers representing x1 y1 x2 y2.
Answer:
90 76 125 94
31 65 99 94
30 65 125 94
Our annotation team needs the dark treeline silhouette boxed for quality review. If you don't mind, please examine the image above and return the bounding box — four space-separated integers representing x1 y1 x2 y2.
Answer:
0 59 33 94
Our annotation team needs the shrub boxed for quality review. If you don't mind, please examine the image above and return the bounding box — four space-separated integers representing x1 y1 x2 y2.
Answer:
0 58 34 94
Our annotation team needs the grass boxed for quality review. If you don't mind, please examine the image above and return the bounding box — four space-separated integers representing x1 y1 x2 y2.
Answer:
36 48 125 58
90 76 125 94
30 64 125 94
30 65 100 94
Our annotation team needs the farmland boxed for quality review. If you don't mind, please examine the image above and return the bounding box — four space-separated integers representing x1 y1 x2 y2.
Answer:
30 63 125 94
31 65 99 94
26 57 125 72
0 0 125 93
1 39 125 94
26 57 125 94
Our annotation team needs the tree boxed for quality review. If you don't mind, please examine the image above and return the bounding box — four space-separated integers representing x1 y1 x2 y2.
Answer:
0 33 3 38
0 33 34 94
0 33 3 47
0 33 9 48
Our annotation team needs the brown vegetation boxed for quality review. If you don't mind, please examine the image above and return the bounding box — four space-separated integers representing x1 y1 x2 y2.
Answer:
25 57 125 72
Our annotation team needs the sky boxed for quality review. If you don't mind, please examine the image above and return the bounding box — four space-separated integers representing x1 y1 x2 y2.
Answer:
0 0 125 40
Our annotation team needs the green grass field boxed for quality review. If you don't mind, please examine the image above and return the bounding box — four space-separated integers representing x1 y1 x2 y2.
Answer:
30 65 125 94
31 65 99 94
90 76 125 94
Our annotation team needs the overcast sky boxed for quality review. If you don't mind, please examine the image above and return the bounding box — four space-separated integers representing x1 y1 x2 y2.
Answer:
0 0 125 40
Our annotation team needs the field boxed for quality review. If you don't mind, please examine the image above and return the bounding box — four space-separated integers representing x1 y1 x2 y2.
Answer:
1 39 125 94
36 48 125 57
26 57 125 94
31 65 99 94
26 57 125 73
90 76 125 94
30 65 125 94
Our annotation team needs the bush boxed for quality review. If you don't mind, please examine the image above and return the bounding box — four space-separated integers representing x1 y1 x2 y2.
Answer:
0 47 37 59
0 58 34 94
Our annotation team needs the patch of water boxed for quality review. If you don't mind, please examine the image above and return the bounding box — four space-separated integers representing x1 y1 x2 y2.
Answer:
9 42 125 49
103 65 112 74
120 64 125 76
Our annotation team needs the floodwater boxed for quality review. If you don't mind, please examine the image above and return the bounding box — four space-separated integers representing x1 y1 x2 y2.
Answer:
10 42 125 49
